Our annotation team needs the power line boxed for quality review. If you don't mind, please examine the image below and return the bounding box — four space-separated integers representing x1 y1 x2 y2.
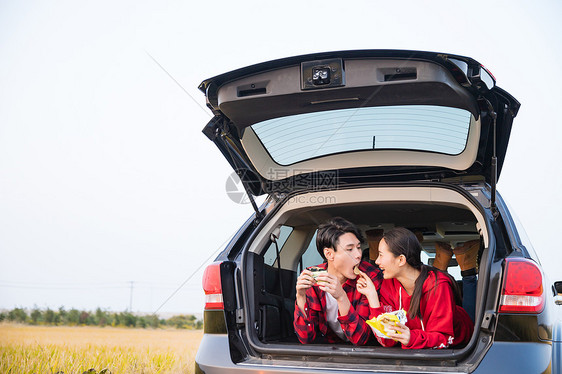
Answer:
0 280 130 286
0 282 184 290
152 229 237 315
0 284 131 290
1 230 239 311
145 50 211 118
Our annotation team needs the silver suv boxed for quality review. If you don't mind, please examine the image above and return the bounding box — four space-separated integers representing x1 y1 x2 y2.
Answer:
195 50 562 373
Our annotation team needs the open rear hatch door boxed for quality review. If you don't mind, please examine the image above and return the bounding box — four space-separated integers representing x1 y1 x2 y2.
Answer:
200 50 519 200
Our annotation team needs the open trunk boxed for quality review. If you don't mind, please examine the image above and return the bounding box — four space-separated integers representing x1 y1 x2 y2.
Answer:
222 183 501 371
197 50 560 374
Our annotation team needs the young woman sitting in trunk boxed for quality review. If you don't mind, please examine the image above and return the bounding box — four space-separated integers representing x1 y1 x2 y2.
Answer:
356 227 473 349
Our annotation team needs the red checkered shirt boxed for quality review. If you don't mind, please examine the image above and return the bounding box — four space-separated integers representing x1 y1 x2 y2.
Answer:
294 260 383 345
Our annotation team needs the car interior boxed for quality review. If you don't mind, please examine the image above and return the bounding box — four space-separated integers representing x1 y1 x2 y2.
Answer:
248 200 484 345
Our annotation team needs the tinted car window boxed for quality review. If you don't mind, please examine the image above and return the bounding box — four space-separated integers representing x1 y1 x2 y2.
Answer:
251 105 472 165
263 225 294 266
298 231 324 272
503 201 539 263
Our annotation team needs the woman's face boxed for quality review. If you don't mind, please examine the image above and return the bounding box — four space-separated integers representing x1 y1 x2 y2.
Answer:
375 238 402 279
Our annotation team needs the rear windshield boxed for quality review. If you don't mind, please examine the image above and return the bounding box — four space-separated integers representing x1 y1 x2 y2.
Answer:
250 105 472 165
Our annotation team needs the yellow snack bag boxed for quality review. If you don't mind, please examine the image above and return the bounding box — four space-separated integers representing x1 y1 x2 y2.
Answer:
366 309 407 340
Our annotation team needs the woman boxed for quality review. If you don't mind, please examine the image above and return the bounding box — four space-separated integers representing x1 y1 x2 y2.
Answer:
356 227 473 349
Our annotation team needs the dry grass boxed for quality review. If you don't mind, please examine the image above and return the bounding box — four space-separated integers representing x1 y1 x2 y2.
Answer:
0 323 203 374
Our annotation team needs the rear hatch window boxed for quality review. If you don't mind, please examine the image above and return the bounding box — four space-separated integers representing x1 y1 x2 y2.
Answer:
252 105 472 165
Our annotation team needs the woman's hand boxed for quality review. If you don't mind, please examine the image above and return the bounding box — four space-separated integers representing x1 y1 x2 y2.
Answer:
356 270 375 295
356 271 380 308
385 323 411 345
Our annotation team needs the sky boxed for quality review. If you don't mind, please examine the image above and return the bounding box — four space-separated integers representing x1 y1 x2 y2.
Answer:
1 0 561 315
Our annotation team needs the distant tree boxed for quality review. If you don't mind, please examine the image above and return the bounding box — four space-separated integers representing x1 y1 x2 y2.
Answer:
118 312 137 327
30 306 42 325
8 308 27 323
66 308 80 325
166 314 197 329
87 313 96 326
94 308 110 327
79 311 90 325
137 316 147 328
0 306 204 330
44 308 55 325
57 307 67 325
113 312 120 327
146 314 160 328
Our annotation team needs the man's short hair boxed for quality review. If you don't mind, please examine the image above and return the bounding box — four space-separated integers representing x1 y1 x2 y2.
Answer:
316 217 364 260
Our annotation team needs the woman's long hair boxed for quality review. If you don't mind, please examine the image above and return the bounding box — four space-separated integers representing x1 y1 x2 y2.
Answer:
382 227 462 320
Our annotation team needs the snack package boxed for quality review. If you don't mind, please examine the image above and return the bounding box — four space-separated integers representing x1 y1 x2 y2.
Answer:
307 266 328 282
366 309 408 340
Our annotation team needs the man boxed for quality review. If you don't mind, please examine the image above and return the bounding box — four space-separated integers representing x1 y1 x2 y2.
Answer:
294 217 383 345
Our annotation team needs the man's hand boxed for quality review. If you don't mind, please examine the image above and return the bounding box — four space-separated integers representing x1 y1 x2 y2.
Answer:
296 269 315 314
315 273 346 300
315 273 351 316
296 269 315 297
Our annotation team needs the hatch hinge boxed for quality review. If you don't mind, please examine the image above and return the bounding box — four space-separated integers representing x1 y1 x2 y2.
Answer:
480 311 495 331
235 308 245 325
484 99 499 219
219 124 264 224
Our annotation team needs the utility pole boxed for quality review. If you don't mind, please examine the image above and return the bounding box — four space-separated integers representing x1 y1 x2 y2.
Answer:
129 281 134 311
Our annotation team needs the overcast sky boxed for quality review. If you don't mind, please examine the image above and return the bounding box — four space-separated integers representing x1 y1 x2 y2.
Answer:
1 0 561 314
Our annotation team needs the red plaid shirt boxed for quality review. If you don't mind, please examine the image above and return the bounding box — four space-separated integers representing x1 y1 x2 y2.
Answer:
294 260 383 345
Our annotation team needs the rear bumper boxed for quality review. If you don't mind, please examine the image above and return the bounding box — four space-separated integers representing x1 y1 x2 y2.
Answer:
195 334 553 374
475 341 552 373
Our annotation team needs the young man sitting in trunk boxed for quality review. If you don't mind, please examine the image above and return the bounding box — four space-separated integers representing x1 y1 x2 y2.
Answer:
294 217 384 345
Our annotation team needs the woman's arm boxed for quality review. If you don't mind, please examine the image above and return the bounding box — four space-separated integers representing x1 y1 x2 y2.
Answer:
401 280 456 349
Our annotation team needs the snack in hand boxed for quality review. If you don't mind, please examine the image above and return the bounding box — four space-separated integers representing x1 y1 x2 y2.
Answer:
308 266 328 282
366 309 408 340
353 266 360 275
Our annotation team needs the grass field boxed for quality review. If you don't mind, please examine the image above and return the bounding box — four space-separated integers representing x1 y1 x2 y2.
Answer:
0 323 203 374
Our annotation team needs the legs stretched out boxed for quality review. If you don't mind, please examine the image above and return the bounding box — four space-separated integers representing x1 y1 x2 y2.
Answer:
433 240 480 322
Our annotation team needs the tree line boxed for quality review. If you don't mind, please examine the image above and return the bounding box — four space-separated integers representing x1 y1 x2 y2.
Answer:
0 307 203 329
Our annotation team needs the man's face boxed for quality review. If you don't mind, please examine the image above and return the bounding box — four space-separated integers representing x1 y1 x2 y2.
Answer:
326 232 362 281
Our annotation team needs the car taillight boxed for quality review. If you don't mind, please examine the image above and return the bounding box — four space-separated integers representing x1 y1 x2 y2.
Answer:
202 262 223 310
499 258 545 313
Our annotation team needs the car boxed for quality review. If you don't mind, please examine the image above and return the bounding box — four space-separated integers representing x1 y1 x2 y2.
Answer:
194 50 562 373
